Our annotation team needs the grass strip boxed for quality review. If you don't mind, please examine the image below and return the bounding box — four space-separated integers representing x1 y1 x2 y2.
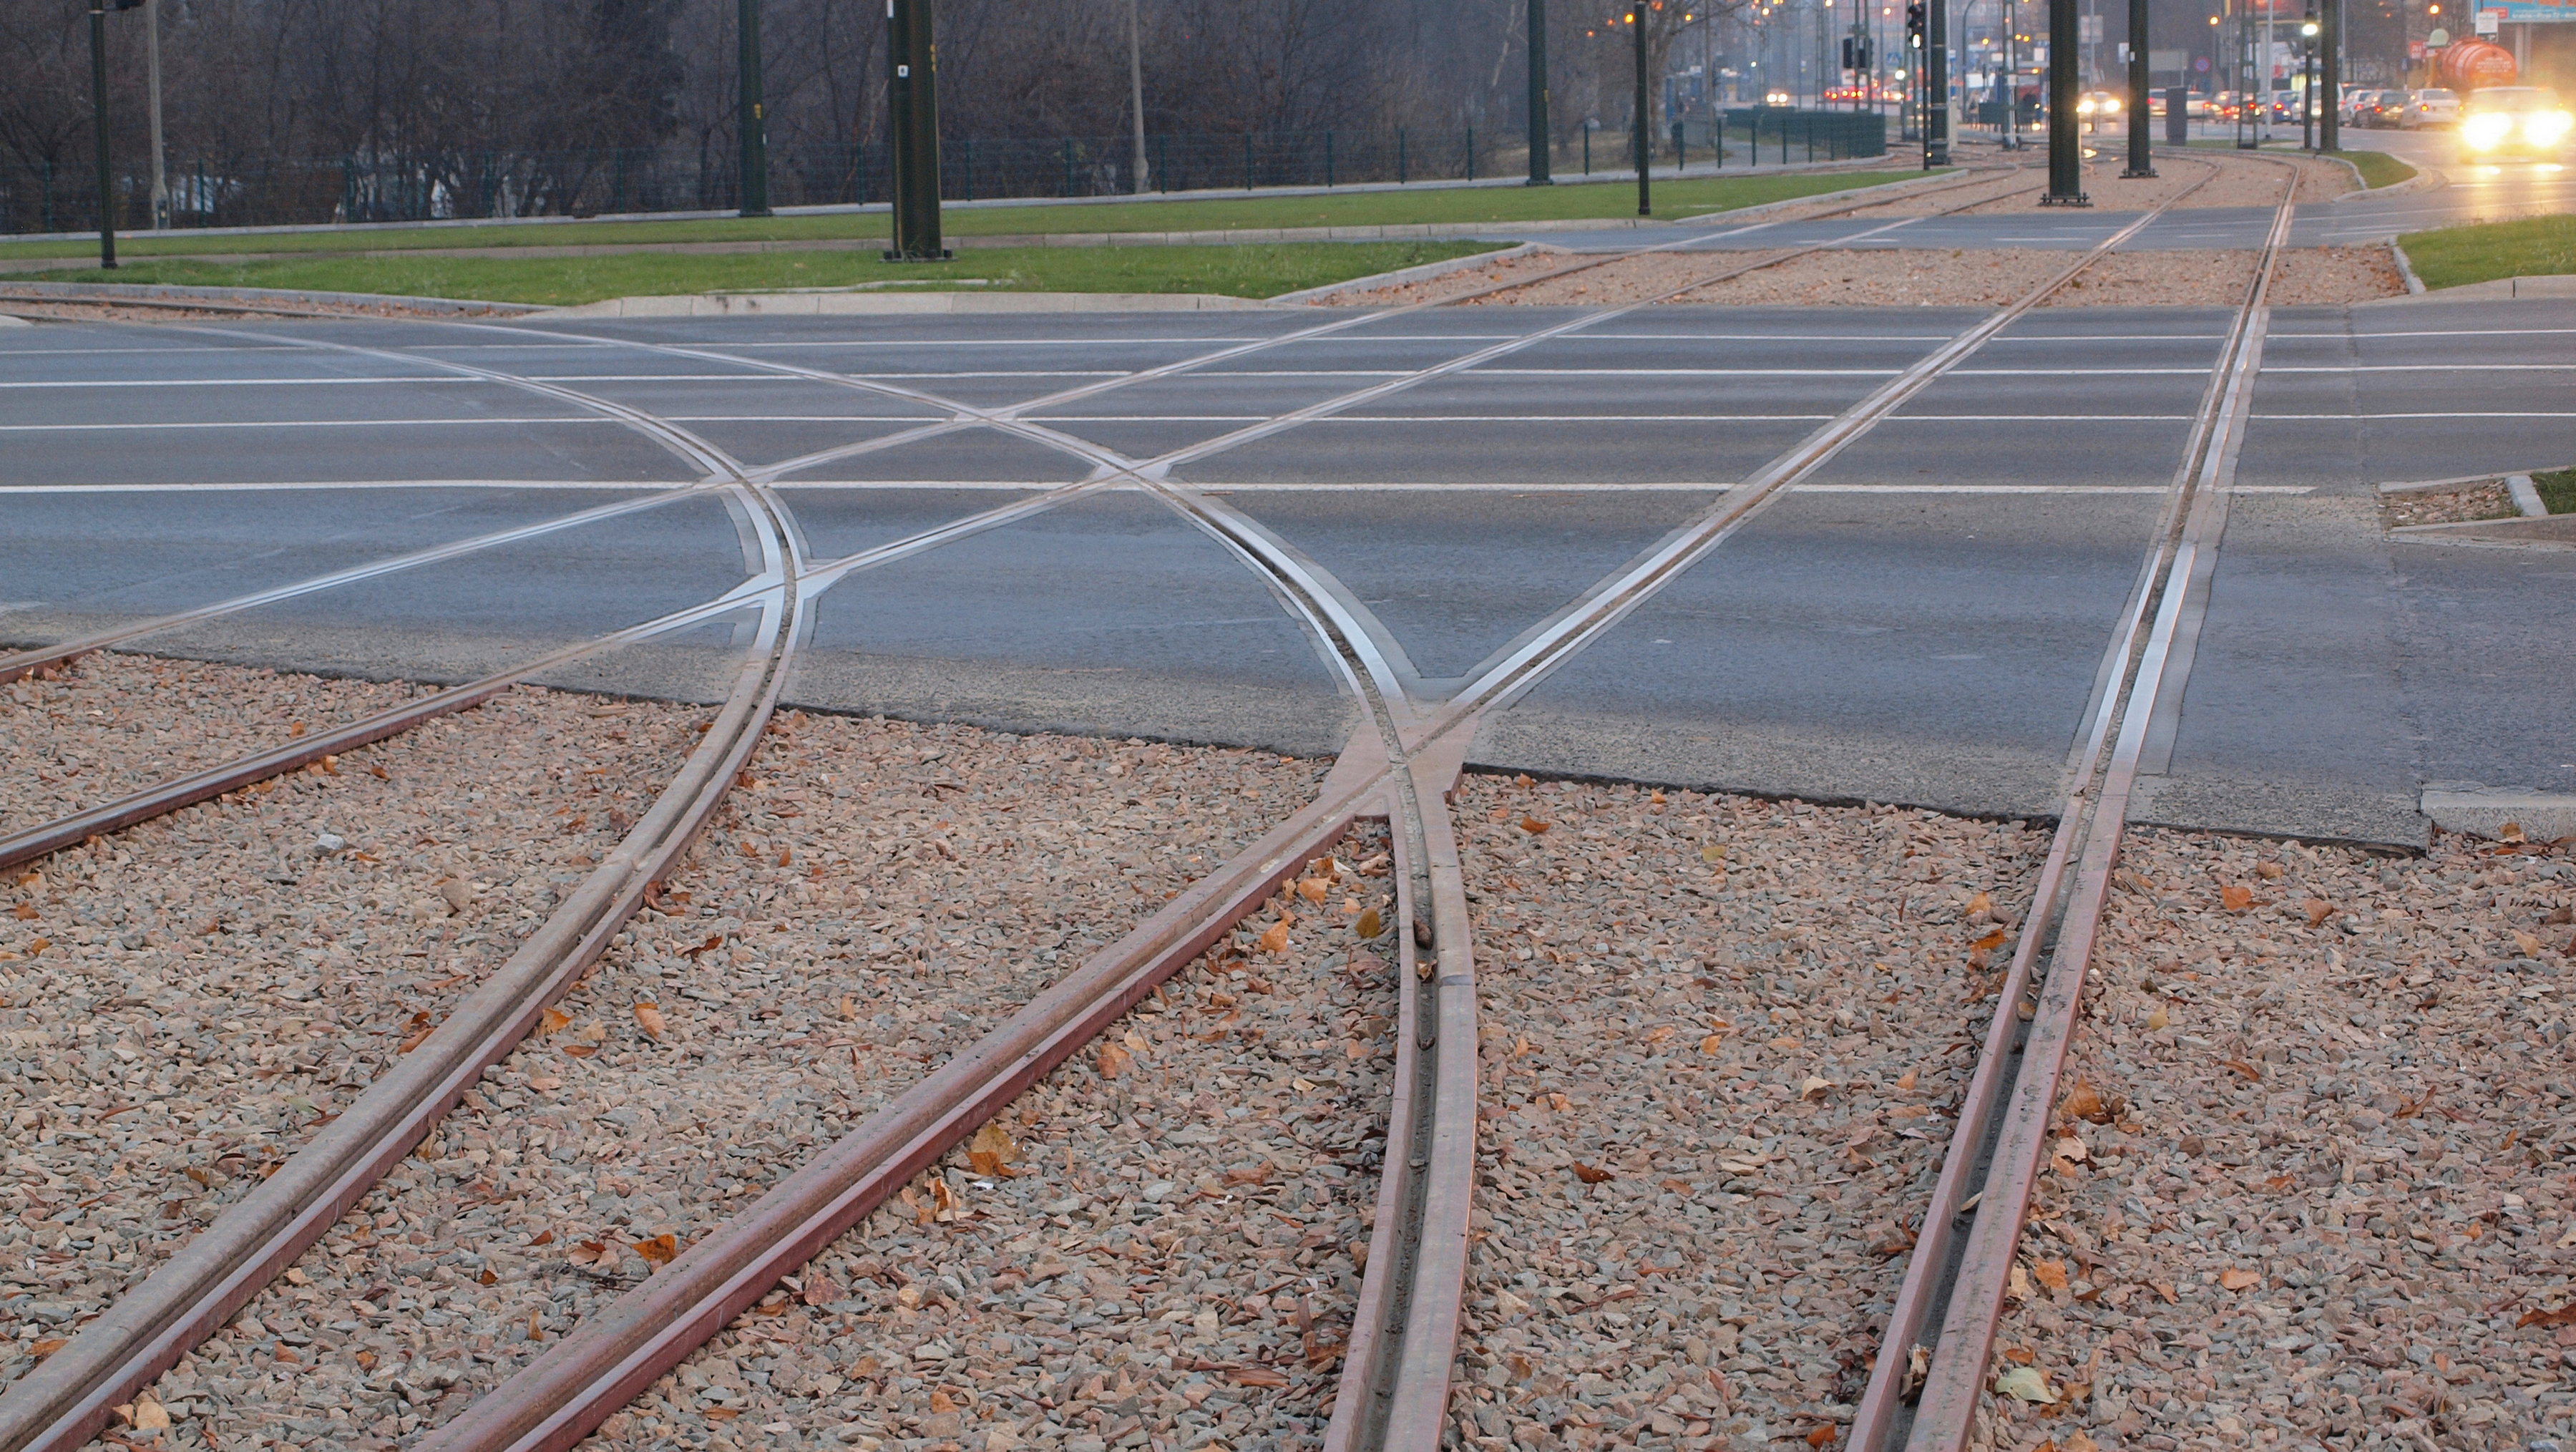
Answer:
2534 466 2576 515
0 171 1922 263
2397 214 2576 291
0 240 1501 306
2329 149 2416 190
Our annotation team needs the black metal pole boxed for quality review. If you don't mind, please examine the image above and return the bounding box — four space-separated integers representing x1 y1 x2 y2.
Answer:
2319 0 2340 151
1926 0 1952 165
2044 0 2087 201
2303 11 2317 150
2123 0 2156 174
737 0 770 217
1634 10 1652 215
886 0 948 259
89 0 117 268
1528 0 1553 184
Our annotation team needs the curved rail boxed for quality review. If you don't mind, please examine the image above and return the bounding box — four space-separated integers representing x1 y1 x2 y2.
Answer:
1846 157 2303 1452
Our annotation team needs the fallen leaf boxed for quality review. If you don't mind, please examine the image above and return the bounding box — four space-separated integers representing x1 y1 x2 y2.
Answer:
930 1388 957 1414
478 1267 498 1286
1096 1042 1132 1078
968 1122 1020 1178
2515 930 2542 958
2062 1433 2102 1452
1699 1033 1727 1054
1701 844 1726 864
2499 820 2528 843
1257 920 1290 954
2223 1058 2262 1082
1800 1076 1833 1100
1231 1367 1290 1388
29 1338 64 1358
1804 1426 1837 1448
2220 884 2253 911
2515 1302 2576 1328
630 1232 678 1266
528 1229 555 1247
2061 1080 2112 1124
1354 907 1382 938
703 1406 740 1421
1520 816 1550 834
2031 1259 2070 1292
633 1003 668 1042
2219 1267 2262 1291
1895 1068 1918 1092
2304 898 2335 927
1971 927 2008 954
2145 1005 2170 1031
1965 890 1993 917
539 1007 572 1035
1225 1161 1277 1186
10 904 32 921
1994 1366 2056 1405
1571 1161 1616 1184
1298 877 1329 905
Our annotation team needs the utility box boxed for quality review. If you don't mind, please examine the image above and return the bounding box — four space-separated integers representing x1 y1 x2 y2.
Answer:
2165 86 2190 144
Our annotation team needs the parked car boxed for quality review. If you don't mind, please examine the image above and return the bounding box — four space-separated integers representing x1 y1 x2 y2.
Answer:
2399 87 2461 128
2457 85 2573 160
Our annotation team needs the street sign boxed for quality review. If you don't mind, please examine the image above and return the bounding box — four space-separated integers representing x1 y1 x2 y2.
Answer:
2409 38 2427 57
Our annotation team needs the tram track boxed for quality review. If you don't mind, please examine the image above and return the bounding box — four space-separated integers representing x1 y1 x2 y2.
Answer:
1 151 2298 1452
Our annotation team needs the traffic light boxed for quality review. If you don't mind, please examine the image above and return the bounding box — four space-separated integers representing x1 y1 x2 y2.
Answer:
1906 2 1926 47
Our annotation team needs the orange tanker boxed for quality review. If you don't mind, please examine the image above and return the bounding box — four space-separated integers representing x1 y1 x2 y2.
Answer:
2434 37 2521 88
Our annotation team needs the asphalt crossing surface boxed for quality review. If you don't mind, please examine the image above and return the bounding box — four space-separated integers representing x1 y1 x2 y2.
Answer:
4 248 2572 850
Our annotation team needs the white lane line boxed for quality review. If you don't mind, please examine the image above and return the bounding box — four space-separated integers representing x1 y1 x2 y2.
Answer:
0 416 946 433
0 478 2320 497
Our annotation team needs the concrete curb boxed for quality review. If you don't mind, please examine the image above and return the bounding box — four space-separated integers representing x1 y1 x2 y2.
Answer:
1267 243 1551 305
2420 785 2576 843
2507 473 2549 517
2325 152 2443 202
531 290 1286 318
0 279 542 316
2390 241 2427 293
2388 513 2576 547
2374 466 2572 494
2397 273 2576 302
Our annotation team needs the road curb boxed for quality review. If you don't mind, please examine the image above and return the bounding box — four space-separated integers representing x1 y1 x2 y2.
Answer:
2420 785 2576 843
2370 271 2576 303
0 280 542 316
1266 243 1552 305
531 290 1287 317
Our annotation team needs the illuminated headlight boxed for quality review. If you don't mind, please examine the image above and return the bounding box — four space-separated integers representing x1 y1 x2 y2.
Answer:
2100 97 2120 114
2077 97 2096 114
2527 110 2575 146
2462 112 2514 150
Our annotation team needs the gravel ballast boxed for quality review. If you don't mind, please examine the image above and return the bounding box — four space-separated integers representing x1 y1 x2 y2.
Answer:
1968 828 2576 1452
0 667 706 1402
99 713 1331 1451
1440 776 2049 1451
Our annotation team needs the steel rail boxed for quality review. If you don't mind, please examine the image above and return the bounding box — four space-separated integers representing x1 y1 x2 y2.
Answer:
1878 164 2299 1452
0 341 814 1452
1835 162 2300 1452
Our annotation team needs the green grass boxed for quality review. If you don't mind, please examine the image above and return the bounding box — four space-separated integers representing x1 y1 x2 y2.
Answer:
2329 148 2416 189
0 170 1923 263
2535 466 2576 515
2396 213 2576 290
0 240 1502 306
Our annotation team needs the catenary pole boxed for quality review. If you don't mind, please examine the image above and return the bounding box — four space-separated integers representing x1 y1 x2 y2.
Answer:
887 0 948 258
1926 0 1953 164
2044 0 2088 200
1634 6 1652 214
1528 0 1553 184
2123 0 2155 173
89 0 117 268
2319 0 2339 150
738 0 771 215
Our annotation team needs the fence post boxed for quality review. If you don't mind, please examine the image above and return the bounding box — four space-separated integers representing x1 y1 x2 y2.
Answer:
1325 130 1335 187
42 157 54 232
1583 125 1591 174
195 157 205 224
1063 137 1075 196
1156 132 1169 192
1398 127 1408 184
1672 120 1684 172
1244 132 1253 190
965 136 975 201
1466 126 1475 180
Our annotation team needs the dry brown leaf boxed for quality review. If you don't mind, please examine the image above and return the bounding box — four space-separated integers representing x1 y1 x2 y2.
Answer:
1896 1067 1918 1092
901 1185 932 1226
1225 1161 1277 1186
1800 1075 1833 1099
1571 1161 1615 1184
1096 1042 1132 1078
1971 927 2009 953
1353 907 1382 938
478 1267 498 1286
633 1003 668 1042
704 1408 741 1422
1520 815 1551 834
1804 1427 1837 1448
1257 920 1290 954
2220 884 2253 911
1297 877 1329 905
2515 1302 2576 1328
10 904 33 921
1965 890 1993 917
630 1232 678 1266
29 1338 65 1359
1231 1367 1290 1388
2514 930 2542 957
2499 820 2528 843
930 1388 957 1413
968 1122 1020 1178
2219 1267 2262 1291
2031 1259 2070 1292
539 1006 572 1036
2303 898 2335 927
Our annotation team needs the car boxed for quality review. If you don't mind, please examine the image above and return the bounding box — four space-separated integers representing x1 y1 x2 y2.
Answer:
2351 89 2399 127
2457 85 2573 160
2400 87 2461 128
2075 89 2124 127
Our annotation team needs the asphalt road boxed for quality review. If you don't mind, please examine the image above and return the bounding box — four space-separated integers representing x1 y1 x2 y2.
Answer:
4 288 2572 850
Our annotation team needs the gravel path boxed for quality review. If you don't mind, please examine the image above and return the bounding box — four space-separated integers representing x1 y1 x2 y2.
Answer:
105 716 1332 1451
0 674 706 1400
1440 776 2048 1452
583 824 1396 1452
2382 482 2521 530
1969 829 2576 1452
1 653 421 827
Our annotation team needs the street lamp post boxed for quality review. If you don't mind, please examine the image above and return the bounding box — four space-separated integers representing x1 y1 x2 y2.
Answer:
2319 0 2339 150
88 0 119 267
2045 0 2088 200
1128 0 1148 193
2301 11 2319 148
1528 0 1553 184
144 0 167 230
2124 0 2156 174
886 0 948 259
1927 0 1953 164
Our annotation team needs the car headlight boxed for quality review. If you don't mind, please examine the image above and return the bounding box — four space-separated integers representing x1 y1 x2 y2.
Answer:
2463 111 2514 149
2077 97 2095 114
2102 97 2119 113
2527 110 2575 146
